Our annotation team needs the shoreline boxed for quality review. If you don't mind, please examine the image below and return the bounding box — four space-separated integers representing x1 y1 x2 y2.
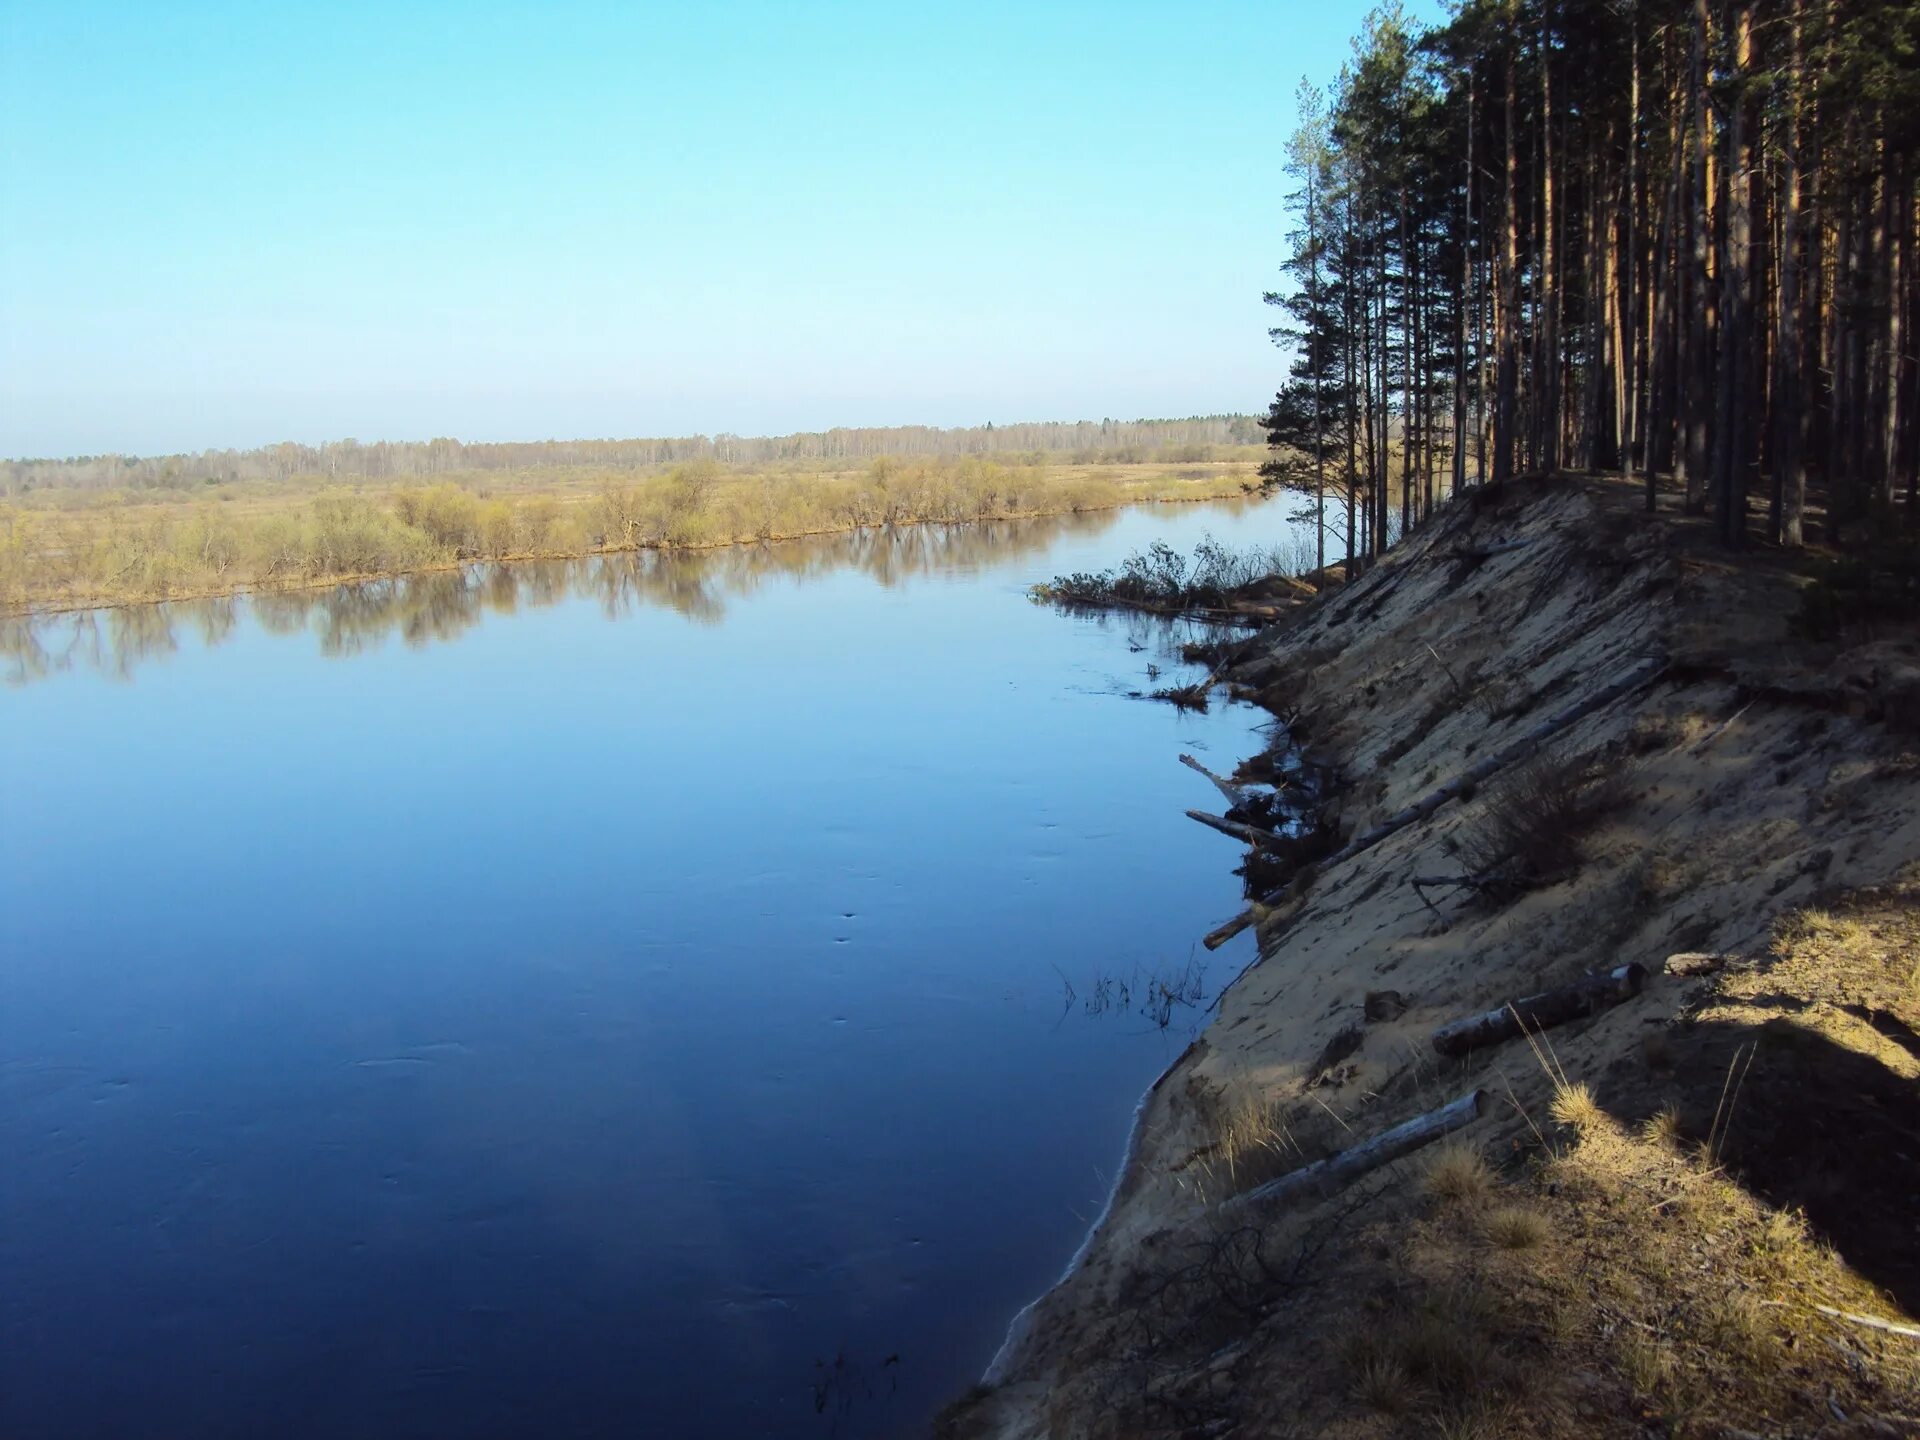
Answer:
940 473 1920 1437
2 484 1258 622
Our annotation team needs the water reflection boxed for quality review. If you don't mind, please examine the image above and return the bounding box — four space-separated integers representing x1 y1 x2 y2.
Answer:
1 490 1288 1440
1 505 1273 686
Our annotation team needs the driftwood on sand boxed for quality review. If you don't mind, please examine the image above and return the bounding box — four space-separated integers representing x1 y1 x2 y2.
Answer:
1429 964 1649 1058
1202 654 1668 950
1222 1089 1486 1214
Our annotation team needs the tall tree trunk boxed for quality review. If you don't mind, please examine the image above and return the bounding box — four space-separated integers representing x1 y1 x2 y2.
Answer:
1885 153 1908 521
1493 12 1522 489
1308 168 1326 575
1539 0 1561 472
1771 0 1807 547
1714 4 1756 547
1682 0 1713 513
1344 200 1360 574
1402 192 1417 534
1647 35 1685 493
1622 7 1641 488
1455 68 1474 494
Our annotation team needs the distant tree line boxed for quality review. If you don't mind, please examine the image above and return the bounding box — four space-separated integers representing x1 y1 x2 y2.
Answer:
2 416 1265 495
1261 0 1917 573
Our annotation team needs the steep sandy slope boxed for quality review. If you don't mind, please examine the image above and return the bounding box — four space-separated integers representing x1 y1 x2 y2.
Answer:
940 475 1920 1439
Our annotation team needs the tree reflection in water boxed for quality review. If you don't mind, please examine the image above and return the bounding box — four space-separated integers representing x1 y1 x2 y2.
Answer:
2 503 1274 686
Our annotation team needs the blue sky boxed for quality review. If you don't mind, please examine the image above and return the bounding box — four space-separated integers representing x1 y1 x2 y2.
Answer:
0 0 1445 457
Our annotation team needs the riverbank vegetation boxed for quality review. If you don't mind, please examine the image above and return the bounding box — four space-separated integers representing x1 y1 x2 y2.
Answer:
1031 534 1321 615
0 423 1265 613
3 504 1175 685
1260 0 1918 578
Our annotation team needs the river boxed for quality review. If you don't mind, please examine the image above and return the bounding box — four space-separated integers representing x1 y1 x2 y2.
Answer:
0 497 1300 1439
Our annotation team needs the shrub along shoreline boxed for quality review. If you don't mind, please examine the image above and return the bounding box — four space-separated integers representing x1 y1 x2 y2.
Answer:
0 455 1259 616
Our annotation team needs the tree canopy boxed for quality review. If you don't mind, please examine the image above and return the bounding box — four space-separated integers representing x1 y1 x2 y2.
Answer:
1262 0 1919 564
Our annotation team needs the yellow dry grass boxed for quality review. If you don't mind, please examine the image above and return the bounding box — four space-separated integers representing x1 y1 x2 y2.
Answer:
1423 1143 1494 1206
0 455 1258 614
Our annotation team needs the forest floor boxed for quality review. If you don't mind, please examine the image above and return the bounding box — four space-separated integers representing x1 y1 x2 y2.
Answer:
938 473 1920 1439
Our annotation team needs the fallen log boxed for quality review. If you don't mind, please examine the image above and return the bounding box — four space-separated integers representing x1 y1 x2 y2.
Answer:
1179 753 1255 810
1222 1089 1486 1214
1429 964 1648 1059
1202 654 1667 949
1186 810 1287 849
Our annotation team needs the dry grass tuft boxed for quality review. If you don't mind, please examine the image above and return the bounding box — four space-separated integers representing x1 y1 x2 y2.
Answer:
1639 1104 1684 1147
1388 1286 1506 1393
1774 907 1874 956
1701 1292 1774 1365
1615 1329 1676 1398
1351 1356 1412 1414
1429 1402 1514 1440
1425 1144 1495 1206
1548 1081 1604 1134
1756 1206 1806 1257
1208 1089 1291 1181
1483 1205 1549 1251
1185 1082 1317 1203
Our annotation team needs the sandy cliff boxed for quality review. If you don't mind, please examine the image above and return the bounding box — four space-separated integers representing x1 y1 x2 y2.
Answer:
942 475 1920 1439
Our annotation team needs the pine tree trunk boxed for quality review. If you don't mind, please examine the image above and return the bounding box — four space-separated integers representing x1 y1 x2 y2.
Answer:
1539 0 1561 472
1622 9 1641 488
1493 12 1521 489
1456 70 1474 494
1715 4 1756 547
1771 0 1807 547
1682 0 1713 514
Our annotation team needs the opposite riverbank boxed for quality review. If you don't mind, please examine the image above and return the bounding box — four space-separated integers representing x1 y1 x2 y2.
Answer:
0 451 1260 616
944 474 1920 1438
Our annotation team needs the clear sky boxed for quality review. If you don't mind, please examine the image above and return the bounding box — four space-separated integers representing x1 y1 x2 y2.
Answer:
0 0 1446 458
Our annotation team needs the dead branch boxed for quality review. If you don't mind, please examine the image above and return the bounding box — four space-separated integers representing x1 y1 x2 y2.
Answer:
1409 868 1515 916
1811 1305 1920 1341
1429 964 1649 1058
1186 810 1287 849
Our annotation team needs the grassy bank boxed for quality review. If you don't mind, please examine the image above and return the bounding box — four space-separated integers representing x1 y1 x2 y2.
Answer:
0 450 1263 614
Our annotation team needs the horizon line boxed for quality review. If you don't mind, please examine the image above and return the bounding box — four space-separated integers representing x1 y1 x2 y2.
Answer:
2 411 1264 467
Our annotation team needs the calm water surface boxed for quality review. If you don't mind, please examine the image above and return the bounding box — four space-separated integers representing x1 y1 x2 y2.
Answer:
1 499 1293 1439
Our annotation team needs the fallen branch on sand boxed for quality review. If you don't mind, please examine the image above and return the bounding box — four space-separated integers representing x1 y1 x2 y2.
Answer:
1429 965 1648 1058
1221 1089 1486 1214
1186 810 1288 849
1201 654 1668 950
1409 868 1517 920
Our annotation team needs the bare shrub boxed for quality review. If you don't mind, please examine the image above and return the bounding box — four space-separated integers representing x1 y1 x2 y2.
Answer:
1460 753 1629 886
